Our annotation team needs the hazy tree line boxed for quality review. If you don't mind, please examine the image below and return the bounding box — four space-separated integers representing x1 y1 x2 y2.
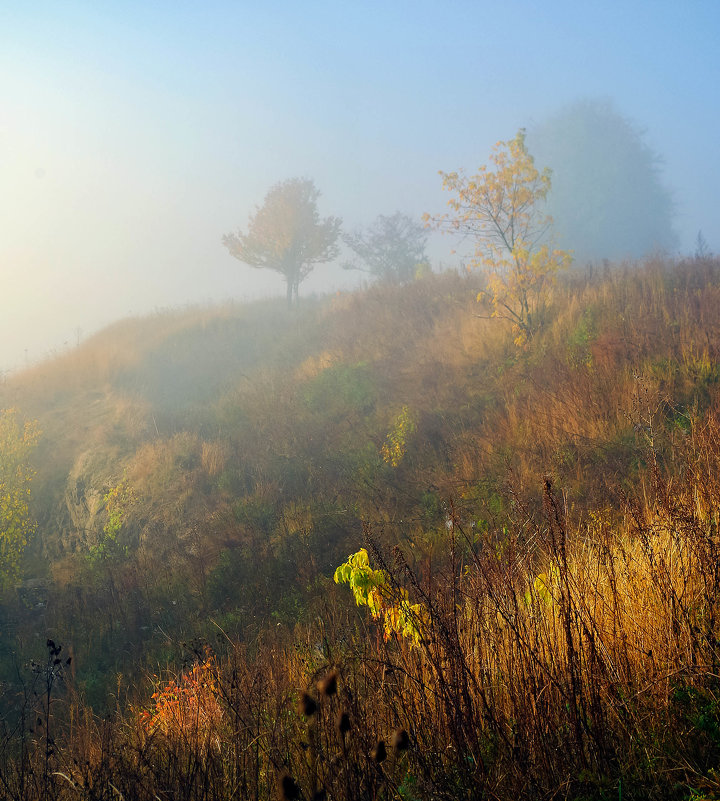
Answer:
221 99 678 306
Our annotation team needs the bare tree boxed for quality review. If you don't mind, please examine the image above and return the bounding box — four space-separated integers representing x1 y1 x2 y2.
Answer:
343 212 428 284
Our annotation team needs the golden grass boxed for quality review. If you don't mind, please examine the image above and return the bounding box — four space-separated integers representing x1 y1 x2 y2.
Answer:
4 257 720 799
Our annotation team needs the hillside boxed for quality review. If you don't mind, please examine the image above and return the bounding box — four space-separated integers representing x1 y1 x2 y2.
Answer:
2 255 720 799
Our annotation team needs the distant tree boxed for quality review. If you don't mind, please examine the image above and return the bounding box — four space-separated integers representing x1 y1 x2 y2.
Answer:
527 99 677 261
343 212 429 284
695 230 711 260
430 129 571 345
0 409 39 590
223 178 341 307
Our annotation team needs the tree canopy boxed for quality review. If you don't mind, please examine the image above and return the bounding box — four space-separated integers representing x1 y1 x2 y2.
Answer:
223 178 341 306
431 130 571 345
342 212 429 284
527 99 677 261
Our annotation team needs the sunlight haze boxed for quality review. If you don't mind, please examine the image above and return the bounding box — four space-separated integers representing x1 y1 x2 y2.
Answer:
2 0 718 370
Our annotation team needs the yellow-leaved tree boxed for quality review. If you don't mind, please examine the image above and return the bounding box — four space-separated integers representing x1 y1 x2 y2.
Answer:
429 130 572 345
0 409 40 590
222 177 342 307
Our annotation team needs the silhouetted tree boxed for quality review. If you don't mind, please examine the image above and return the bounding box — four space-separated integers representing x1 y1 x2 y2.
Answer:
223 178 341 306
528 99 677 261
343 212 428 284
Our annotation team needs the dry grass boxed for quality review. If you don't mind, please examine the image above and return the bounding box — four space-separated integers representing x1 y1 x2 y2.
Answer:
4 411 714 800
3 257 720 799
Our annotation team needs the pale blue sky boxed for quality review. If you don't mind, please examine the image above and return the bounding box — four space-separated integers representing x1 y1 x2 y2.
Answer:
1 0 718 369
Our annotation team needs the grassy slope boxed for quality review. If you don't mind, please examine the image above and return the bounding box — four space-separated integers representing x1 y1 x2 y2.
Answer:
2 256 720 798
4 259 720 623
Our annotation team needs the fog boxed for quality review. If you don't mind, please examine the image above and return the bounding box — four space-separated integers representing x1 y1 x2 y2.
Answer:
2 1 718 372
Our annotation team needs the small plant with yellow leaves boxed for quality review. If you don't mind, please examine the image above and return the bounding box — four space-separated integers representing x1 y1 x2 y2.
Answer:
381 405 416 468
334 548 428 644
88 475 137 562
0 408 40 590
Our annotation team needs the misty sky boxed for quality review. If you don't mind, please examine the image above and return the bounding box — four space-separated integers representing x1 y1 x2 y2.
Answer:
2 0 718 372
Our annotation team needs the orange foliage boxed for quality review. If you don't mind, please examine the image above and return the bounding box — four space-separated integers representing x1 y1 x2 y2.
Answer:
139 649 223 750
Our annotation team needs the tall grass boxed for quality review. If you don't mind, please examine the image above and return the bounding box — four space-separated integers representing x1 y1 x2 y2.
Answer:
3 257 720 798
3 404 720 799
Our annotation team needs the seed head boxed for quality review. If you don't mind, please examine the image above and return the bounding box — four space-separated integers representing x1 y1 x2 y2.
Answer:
318 670 337 697
299 692 317 717
279 772 300 800
371 739 387 762
391 728 410 751
336 710 351 735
